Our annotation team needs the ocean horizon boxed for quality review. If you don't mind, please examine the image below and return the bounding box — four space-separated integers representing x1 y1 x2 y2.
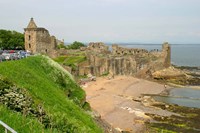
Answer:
65 42 200 67
109 43 200 67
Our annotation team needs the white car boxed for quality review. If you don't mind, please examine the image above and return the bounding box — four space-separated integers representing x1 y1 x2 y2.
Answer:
2 53 10 60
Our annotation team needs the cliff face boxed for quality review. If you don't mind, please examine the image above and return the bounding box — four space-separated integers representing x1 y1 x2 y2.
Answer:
81 55 137 76
78 42 171 78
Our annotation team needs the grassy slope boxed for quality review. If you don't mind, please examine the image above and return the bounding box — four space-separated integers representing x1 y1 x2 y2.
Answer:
53 53 86 69
0 55 102 133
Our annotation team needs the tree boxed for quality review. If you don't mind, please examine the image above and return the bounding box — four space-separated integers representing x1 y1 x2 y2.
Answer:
0 29 24 50
67 41 85 49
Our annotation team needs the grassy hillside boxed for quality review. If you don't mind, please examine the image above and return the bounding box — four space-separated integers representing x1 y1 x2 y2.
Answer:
0 104 53 133
53 54 87 71
0 55 102 133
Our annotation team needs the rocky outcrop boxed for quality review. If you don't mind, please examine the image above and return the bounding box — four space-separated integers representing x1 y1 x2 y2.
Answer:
152 66 200 85
152 67 186 79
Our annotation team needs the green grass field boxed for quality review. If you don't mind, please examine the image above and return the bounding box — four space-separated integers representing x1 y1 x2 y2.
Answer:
0 55 102 133
53 54 87 71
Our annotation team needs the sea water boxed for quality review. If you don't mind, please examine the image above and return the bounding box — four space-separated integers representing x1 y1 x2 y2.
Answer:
153 88 200 108
117 44 200 67
119 44 200 108
171 44 200 67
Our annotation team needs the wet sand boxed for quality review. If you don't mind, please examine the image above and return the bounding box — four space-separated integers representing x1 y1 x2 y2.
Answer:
84 76 172 132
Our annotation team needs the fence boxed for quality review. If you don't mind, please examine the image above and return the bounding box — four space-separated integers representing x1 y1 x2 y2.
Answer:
0 120 17 133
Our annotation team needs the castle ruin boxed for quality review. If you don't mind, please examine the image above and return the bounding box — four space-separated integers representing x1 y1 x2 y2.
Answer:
78 42 171 78
24 18 171 78
24 18 58 55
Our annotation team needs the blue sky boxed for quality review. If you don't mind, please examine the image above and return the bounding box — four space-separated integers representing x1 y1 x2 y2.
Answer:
0 0 200 44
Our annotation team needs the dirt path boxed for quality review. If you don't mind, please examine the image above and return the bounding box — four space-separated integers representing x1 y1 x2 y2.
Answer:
84 76 171 132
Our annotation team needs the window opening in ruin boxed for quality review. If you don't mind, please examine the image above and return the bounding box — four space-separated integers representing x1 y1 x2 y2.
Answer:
29 43 31 48
45 49 48 53
29 35 31 40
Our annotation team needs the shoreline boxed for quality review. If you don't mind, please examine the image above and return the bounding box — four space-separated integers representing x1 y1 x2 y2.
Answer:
83 76 172 132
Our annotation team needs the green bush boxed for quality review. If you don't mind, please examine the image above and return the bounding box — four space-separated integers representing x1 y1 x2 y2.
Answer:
67 41 86 49
57 43 67 49
0 105 55 133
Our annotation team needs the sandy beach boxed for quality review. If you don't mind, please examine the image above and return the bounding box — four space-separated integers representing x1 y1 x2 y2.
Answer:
84 76 173 132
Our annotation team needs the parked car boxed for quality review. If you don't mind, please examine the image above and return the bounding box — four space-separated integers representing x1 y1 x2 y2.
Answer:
0 50 3 54
2 53 11 60
0 55 5 62
0 50 32 62
10 53 20 60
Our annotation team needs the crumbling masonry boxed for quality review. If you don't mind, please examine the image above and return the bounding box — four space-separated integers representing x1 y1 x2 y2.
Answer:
24 18 171 78
78 42 171 78
24 18 58 55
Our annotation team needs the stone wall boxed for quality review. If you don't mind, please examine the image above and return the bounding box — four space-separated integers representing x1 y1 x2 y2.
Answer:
24 28 37 53
24 18 171 78
35 29 57 54
56 39 64 45
78 42 171 78
24 18 57 56
112 44 148 56
87 42 110 54
162 42 171 68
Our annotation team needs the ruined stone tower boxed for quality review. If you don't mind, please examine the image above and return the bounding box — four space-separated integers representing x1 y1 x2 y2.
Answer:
24 18 57 54
162 42 171 68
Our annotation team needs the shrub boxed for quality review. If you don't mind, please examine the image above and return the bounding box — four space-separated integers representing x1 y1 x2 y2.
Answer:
67 41 85 49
